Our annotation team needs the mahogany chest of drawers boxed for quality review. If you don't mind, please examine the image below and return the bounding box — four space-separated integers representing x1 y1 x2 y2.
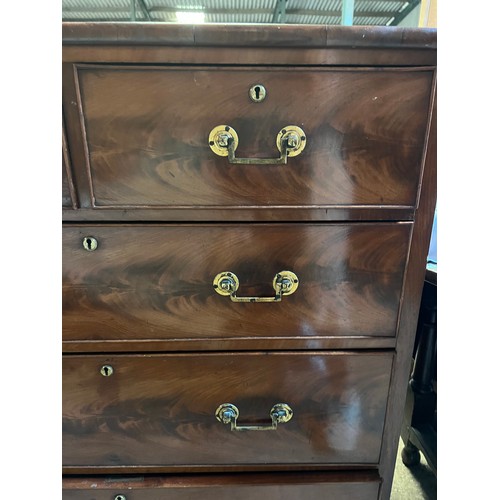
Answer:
62 23 436 500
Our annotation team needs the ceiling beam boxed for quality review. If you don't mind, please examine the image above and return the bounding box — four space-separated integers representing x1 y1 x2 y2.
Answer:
130 0 136 21
137 0 152 21
272 0 287 23
341 0 354 25
130 0 136 22
62 7 400 19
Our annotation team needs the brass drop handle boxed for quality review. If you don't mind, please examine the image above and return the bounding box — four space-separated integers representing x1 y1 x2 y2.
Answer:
215 403 293 431
208 125 306 165
213 271 299 303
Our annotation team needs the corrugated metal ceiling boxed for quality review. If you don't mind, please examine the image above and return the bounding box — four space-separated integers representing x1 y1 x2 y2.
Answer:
62 0 419 26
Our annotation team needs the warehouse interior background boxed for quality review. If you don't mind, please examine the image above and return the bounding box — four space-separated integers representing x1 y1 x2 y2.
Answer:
62 0 436 28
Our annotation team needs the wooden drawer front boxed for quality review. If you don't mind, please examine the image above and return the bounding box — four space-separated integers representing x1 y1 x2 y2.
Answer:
62 352 392 468
76 65 433 209
62 472 380 499
63 223 410 343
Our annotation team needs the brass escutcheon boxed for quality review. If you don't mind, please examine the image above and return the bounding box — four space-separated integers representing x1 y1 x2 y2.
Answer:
272 271 300 296
276 126 307 158
100 365 114 377
249 84 267 102
212 271 240 296
82 236 98 251
208 125 239 157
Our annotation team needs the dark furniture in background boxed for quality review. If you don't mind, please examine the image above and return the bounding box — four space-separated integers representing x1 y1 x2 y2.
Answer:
401 265 437 474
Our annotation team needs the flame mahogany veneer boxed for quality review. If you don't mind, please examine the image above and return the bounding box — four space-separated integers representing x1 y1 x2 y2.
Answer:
62 22 436 500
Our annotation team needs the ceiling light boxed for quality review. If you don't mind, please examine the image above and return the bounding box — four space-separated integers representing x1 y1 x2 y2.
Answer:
176 11 205 23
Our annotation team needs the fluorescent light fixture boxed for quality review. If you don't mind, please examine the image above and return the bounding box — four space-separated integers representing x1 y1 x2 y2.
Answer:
176 11 205 23
399 2 409 12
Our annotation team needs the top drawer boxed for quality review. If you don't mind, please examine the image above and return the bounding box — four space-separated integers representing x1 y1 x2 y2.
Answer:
73 65 433 211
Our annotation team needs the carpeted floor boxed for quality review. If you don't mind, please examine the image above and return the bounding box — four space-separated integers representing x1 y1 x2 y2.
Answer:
390 439 437 499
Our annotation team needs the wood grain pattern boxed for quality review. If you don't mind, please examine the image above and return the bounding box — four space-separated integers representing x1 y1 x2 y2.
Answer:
62 471 380 499
63 45 436 67
63 118 77 209
61 23 437 500
62 22 436 50
75 66 433 209
62 352 393 469
378 85 437 500
63 64 93 208
62 223 411 343
62 151 73 208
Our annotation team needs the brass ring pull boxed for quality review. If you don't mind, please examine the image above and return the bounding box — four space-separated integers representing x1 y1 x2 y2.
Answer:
213 271 299 303
208 125 306 165
215 403 293 431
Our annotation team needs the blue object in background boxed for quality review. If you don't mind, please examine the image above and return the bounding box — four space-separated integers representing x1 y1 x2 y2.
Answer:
427 206 437 265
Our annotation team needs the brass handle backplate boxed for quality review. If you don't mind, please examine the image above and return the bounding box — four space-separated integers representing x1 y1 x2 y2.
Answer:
213 271 299 303
208 125 306 165
215 403 293 431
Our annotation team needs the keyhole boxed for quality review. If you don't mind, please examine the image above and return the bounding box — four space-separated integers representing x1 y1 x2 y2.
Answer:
82 236 98 251
100 365 114 377
249 84 266 102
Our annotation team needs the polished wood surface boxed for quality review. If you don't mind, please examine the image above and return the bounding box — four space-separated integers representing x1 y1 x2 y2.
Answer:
63 223 410 343
62 352 392 469
62 23 436 49
378 91 437 499
63 45 436 67
63 64 94 209
61 23 437 500
62 150 72 208
63 119 76 209
75 66 432 209
62 471 380 499
62 24 436 68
